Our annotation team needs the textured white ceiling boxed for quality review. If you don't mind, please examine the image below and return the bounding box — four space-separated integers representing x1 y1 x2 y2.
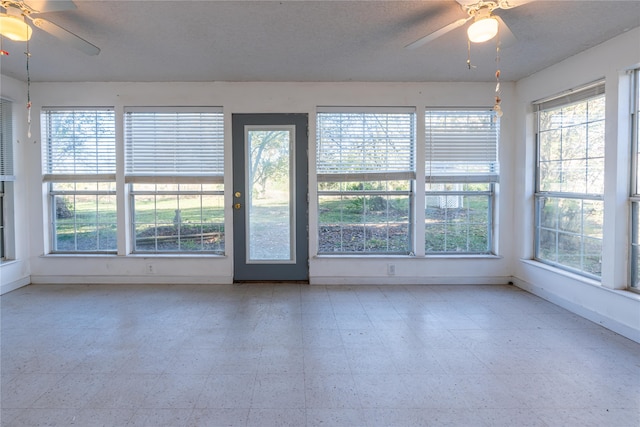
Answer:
0 0 639 83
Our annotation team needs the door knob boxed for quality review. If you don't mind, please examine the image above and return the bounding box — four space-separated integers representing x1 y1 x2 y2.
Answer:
234 203 242 210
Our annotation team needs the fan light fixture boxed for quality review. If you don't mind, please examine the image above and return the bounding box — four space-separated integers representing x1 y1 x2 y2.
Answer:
467 8 498 43
0 6 32 41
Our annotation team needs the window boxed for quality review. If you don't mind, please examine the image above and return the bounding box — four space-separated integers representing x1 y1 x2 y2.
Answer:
125 107 224 253
0 98 14 260
43 108 117 253
316 108 415 254
534 81 605 277
424 109 499 254
631 69 640 291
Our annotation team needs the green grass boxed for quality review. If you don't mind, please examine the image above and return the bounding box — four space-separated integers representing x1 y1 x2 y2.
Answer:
54 191 495 255
318 196 411 253
318 195 410 224
133 195 224 224
54 194 224 251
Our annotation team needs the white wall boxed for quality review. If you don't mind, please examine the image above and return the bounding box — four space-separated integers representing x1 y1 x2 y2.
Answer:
0 75 31 294
21 81 516 286
512 27 640 342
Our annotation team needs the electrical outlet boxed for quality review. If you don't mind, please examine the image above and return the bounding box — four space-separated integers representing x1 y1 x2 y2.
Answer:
146 263 155 274
387 263 396 276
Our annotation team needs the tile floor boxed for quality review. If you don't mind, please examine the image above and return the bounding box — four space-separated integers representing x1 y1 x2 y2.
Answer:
1 283 639 427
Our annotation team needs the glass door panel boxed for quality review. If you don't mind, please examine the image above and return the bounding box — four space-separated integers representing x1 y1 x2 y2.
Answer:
246 127 295 263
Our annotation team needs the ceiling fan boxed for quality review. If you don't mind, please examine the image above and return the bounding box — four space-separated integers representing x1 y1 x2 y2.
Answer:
405 0 532 49
0 0 99 55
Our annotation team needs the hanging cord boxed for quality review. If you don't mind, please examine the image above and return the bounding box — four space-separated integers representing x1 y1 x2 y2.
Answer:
493 33 503 121
466 39 476 70
25 32 32 139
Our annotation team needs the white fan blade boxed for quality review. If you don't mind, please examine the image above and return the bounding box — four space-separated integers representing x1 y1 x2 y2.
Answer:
455 0 479 7
495 15 517 46
497 0 536 10
405 17 471 49
23 0 76 13
31 18 100 55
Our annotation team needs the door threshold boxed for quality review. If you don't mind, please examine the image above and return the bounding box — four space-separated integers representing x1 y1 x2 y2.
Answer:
233 280 309 285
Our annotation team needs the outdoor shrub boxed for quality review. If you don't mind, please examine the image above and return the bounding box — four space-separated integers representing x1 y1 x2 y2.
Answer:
55 196 73 219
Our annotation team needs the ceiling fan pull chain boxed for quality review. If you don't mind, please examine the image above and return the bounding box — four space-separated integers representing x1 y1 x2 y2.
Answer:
494 36 503 120
466 39 476 70
25 35 32 138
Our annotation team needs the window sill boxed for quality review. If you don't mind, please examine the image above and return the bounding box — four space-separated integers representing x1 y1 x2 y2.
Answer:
127 253 227 259
520 258 601 286
422 254 502 259
520 259 640 301
45 253 118 257
42 253 227 259
314 254 502 260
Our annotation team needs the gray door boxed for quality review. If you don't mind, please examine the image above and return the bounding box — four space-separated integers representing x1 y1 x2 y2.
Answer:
232 114 308 281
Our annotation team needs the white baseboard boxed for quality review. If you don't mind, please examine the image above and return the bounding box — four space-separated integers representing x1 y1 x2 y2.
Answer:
1 275 31 295
512 277 640 344
310 276 511 286
29 275 233 285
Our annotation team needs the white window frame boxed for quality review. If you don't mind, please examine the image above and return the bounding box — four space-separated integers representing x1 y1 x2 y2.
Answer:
533 80 606 278
0 181 4 260
42 107 117 253
316 107 416 255
0 98 14 261
424 108 499 255
630 68 640 292
124 107 225 254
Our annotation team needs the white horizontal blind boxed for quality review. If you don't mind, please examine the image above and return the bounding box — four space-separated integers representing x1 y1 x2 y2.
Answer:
125 108 224 181
42 108 116 179
425 109 499 183
534 80 605 112
0 99 14 181
317 110 415 181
